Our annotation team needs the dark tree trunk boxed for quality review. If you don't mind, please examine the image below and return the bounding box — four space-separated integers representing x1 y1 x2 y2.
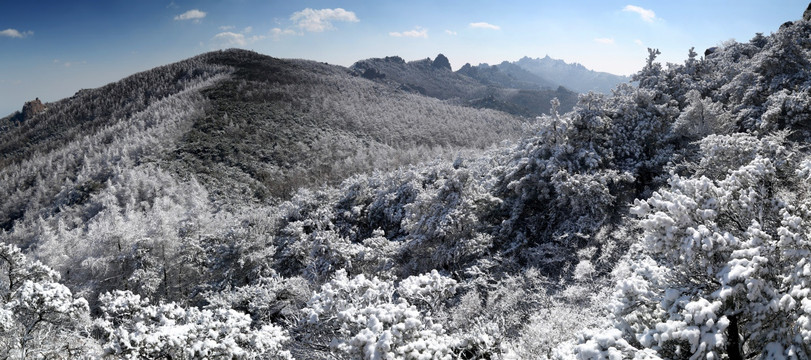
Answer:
727 314 743 360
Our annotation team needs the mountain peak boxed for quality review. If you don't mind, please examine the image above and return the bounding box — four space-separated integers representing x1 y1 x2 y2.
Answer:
432 54 452 71
384 55 405 64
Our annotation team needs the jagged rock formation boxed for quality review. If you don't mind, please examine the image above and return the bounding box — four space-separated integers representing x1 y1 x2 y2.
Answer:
360 68 385 80
432 53 452 71
804 2 811 21
21 98 45 120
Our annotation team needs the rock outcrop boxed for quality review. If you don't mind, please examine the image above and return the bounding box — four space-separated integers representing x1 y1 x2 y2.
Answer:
21 98 45 119
361 68 385 80
432 54 452 71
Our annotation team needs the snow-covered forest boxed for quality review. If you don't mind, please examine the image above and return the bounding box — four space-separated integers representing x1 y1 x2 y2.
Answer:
2 7 811 360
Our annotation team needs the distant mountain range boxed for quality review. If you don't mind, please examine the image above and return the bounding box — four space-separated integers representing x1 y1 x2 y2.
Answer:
350 53 631 118
511 55 631 94
351 54 581 117
457 61 559 90
455 56 631 94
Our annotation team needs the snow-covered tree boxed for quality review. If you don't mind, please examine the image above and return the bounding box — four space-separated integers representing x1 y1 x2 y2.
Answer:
598 135 811 359
0 243 97 358
634 48 664 91
97 290 292 359
673 89 732 140
301 269 495 359
400 164 500 274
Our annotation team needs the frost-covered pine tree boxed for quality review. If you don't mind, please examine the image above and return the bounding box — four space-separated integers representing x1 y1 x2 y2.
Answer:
586 135 811 359
0 243 97 358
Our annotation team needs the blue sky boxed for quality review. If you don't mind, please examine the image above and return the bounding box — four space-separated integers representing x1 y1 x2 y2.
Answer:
0 1 806 116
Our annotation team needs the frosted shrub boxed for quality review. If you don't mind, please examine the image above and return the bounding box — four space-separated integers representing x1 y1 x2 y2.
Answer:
0 243 96 358
574 328 638 360
400 164 500 273
397 270 458 311
508 303 603 359
573 260 595 282
98 290 292 359
303 269 489 359
674 90 732 140
204 275 311 325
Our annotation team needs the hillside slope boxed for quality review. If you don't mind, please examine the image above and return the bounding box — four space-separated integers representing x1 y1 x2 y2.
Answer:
0 49 525 231
171 50 525 202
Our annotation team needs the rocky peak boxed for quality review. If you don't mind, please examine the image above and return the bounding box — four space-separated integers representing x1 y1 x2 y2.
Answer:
22 98 46 120
432 54 452 71
383 56 405 64
804 2 811 21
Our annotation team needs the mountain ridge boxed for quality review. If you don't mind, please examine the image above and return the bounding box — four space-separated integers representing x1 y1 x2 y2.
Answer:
0 49 527 230
350 53 580 117
511 55 631 93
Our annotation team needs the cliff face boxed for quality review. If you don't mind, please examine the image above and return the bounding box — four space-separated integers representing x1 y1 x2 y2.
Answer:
21 98 45 120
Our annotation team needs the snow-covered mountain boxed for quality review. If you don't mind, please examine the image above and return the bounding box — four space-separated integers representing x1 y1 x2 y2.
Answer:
351 54 580 117
512 55 631 94
2 5 811 358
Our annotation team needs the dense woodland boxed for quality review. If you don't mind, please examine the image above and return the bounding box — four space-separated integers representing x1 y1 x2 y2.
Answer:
2 7 811 359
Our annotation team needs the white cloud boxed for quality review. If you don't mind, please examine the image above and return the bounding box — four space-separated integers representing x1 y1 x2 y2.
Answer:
219 25 255 35
290 8 358 32
389 27 428 38
174 9 206 22
445 30 457 36
623 5 656 23
0 28 33 38
211 31 267 48
594 37 615 45
52 59 86 67
634 39 644 46
212 32 247 47
469 22 500 30
63 61 86 68
271 27 297 40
